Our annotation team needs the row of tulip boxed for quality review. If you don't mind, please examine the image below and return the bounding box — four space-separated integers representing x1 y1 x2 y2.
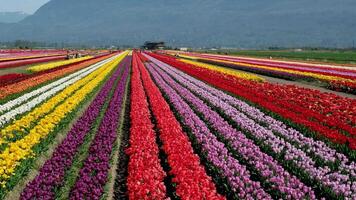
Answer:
198 58 309 81
0 52 127 191
149 55 354 171
145 54 355 199
0 56 114 113
202 57 356 94
329 80 356 94
0 55 117 150
0 50 65 61
27 56 93 72
0 74 28 86
179 59 264 82
178 53 356 94
135 52 224 200
169 53 356 130
182 52 356 79
69 57 130 199
0 55 66 69
145 61 274 199
0 55 117 126
145 54 319 199
0 54 61 62
20 56 129 200
148 52 356 150
0 54 114 100
0 54 111 88
125 54 167 199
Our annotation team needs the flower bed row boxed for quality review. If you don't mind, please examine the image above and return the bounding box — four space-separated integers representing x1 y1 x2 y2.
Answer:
20 55 129 200
0 73 29 86
0 54 111 88
328 80 356 95
0 54 114 100
176 52 356 94
27 56 93 72
136 52 224 200
0 54 60 62
145 54 356 199
0 55 121 145
144 55 318 199
198 57 356 94
148 52 356 150
113 89 131 200
176 54 310 81
125 54 167 199
180 59 264 82
0 53 127 191
0 55 118 128
148 55 354 172
164 53 356 132
197 57 317 81
0 55 66 69
0 50 65 62
69 58 130 199
186 53 356 79
0 55 115 112
145 61 274 199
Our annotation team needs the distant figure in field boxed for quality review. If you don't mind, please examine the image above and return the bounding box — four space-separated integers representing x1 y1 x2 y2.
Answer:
66 50 71 60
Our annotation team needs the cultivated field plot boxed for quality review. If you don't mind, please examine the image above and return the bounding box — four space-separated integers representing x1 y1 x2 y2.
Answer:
169 51 356 94
0 50 355 200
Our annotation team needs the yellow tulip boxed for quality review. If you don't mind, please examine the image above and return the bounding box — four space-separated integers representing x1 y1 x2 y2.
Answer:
201 57 355 83
1 54 119 144
179 59 265 82
28 56 93 72
0 51 129 186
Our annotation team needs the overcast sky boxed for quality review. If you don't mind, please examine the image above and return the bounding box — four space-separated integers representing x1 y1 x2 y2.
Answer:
0 0 50 14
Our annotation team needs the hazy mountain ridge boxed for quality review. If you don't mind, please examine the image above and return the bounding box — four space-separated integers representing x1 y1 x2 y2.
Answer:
0 0 355 48
0 12 29 23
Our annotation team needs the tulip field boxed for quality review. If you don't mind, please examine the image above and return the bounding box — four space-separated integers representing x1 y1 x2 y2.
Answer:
0 49 355 200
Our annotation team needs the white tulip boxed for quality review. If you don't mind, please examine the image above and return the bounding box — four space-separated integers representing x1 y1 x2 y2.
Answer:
0 53 122 127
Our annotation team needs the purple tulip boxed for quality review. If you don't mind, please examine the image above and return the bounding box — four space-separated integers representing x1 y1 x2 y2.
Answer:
145 54 356 199
146 62 315 199
69 58 130 200
20 57 131 200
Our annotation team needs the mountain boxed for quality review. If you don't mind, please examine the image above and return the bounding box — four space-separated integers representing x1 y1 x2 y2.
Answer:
0 0 355 48
0 12 29 23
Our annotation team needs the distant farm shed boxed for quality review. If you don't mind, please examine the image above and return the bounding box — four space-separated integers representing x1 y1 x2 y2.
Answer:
142 41 165 50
